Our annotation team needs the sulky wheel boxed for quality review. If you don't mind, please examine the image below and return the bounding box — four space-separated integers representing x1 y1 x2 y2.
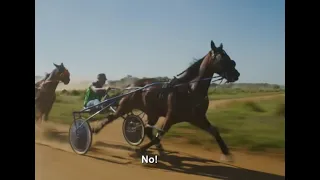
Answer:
69 119 92 155
122 115 145 146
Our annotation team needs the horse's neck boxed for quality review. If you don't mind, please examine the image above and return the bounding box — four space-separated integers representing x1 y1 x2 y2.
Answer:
41 77 60 93
194 74 213 96
177 60 203 83
193 58 215 96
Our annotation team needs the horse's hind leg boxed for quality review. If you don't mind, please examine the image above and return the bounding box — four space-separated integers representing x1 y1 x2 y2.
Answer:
92 96 132 134
137 93 175 155
137 119 172 156
190 116 233 162
137 92 178 155
145 115 165 154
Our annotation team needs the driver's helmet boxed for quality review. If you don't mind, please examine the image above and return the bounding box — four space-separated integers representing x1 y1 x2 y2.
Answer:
97 73 107 81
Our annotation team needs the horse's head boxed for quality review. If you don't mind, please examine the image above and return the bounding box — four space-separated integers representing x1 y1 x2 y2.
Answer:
208 40 240 83
53 63 70 85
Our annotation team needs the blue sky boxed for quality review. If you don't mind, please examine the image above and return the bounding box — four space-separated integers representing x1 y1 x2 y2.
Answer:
35 0 285 84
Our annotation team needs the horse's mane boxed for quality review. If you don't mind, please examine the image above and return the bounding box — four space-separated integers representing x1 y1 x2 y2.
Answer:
188 56 206 71
46 68 58 80
185 49 229 76
128 54 207 88
176 55 206 77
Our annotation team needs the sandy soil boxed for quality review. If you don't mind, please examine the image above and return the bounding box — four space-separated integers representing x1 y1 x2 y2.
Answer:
35 95 285 180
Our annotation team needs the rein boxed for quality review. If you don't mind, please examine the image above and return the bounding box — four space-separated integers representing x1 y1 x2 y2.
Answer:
173 75 225 88
124 76 226 92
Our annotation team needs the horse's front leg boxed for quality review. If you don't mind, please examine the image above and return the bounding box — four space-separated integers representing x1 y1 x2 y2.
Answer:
190 116 234 162
42 97 55 124
35 111 41 125
35 103 44 127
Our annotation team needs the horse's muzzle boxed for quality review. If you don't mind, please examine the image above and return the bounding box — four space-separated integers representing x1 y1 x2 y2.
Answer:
225 70 240 83
63 78 70 85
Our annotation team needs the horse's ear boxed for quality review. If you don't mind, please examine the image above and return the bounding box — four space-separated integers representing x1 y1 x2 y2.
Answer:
53 63 59 68
219 43 223 49
211 40 216 50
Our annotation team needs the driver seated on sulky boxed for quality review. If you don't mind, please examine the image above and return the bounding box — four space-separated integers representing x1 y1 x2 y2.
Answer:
83 73 111 109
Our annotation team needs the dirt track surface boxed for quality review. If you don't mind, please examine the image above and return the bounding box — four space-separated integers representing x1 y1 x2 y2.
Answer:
35 95 285 180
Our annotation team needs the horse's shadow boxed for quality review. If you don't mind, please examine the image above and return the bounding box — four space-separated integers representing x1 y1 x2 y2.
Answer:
93 141 179 155
40 127 69 143
93 141 285 180
39 129 285 180
146 153 284 180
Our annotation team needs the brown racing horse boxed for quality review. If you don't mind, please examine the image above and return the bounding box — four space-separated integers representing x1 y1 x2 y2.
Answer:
92 41 240 162
35 63 70 125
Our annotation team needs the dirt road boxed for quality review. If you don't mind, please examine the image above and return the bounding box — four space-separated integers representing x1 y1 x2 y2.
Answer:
35 95 285 180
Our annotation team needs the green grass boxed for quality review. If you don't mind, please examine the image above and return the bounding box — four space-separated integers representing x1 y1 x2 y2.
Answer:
209 91 283 100
207 87 284 100
166 96 285 152
47 88 285 152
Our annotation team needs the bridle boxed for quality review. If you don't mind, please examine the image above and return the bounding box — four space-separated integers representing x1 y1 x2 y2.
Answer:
208 49 232 86
40 69 70 86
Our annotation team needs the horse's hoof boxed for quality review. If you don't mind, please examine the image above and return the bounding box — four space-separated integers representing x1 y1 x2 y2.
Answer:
155 143 164 150
136 148 147 155
220 154 234 163
159 150 167 157
91 126 99 134
155 144 166 156
91 123 104 134
129 149 144 158
91 128 99 134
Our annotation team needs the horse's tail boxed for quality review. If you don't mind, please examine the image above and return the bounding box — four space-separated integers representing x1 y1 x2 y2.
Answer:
124 78 161 89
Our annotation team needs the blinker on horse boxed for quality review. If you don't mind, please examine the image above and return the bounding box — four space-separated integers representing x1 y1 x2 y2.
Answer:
92 40 240 162
35 63 70 125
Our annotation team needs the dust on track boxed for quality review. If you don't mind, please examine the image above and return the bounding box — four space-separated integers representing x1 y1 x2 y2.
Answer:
35 95 285 180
